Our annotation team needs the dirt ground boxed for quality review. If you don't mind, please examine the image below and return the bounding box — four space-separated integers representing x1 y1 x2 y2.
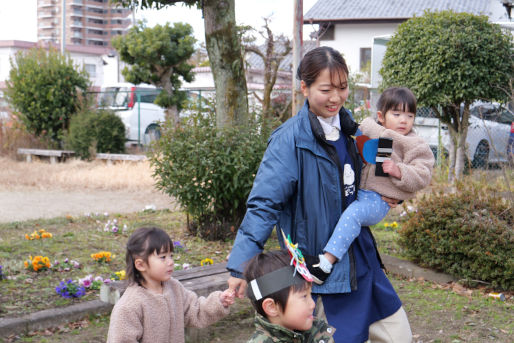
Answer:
0 188 175 223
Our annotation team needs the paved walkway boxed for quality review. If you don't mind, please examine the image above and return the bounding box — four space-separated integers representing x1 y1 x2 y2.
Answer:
0 255 456 337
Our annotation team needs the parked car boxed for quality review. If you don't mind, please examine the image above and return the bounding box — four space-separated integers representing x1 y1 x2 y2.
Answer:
508 121 514 163
414 102 513 167
98 83 164 145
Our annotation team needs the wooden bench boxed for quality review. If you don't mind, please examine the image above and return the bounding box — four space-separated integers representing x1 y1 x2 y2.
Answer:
100 262 229 304
95 153 147 165
17 148 75 164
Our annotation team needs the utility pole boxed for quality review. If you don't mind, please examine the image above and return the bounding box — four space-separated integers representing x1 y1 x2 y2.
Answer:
61 0 66 54
292 0 304 116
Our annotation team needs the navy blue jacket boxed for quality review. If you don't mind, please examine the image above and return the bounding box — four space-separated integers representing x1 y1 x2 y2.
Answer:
227 101 361 293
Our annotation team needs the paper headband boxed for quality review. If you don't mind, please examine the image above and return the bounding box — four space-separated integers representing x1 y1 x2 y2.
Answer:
247 230 313 301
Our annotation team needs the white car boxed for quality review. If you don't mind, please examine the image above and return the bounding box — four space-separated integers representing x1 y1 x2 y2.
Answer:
98 83 165 145
414 102 513 168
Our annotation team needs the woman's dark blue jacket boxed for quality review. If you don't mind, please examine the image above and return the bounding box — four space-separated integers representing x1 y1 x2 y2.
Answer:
227 101 362 294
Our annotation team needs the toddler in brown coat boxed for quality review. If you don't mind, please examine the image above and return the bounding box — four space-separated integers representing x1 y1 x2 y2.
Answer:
107 227 235 343
308 87 434 286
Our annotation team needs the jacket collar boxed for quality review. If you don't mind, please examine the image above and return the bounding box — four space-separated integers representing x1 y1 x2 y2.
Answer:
252 313 334 343
296 100 359 152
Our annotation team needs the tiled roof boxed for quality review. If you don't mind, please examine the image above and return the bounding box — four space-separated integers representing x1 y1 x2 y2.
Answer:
305 0 491 22
246 40 318 72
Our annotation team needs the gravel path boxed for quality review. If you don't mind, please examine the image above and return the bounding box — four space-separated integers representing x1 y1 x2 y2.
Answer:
0 188 176 223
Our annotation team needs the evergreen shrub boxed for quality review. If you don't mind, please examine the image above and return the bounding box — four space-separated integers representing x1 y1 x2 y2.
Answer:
67 109 126 160
149 108 270 241
399 179 513 290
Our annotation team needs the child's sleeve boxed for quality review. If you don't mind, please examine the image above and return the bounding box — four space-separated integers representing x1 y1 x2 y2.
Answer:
358 117 385 138
106 301 143 343
390 137 435 193
180 285 230 328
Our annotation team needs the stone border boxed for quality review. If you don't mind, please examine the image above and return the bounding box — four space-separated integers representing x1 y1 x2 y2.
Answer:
0 256 455 338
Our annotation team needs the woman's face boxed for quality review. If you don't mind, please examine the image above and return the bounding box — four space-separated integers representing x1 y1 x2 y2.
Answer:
301 68 349 118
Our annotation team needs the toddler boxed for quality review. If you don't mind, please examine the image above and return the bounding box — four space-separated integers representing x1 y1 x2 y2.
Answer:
309 87 435 284
107 226 235 343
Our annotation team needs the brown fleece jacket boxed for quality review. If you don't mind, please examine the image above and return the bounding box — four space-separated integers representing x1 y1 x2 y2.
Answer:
359 117 434 200
107 278 230 343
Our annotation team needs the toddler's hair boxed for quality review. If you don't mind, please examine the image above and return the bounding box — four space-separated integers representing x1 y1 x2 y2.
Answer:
243 250 310 318
297 46 349 88
377 87 417 115
125 227 174 285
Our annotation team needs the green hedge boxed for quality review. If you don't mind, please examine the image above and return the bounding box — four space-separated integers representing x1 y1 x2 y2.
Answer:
149 110 271 240
399 181 513 290
67 109 126 160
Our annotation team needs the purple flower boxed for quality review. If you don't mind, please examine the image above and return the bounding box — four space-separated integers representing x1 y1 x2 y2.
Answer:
112 226 119 233
56 280 85 298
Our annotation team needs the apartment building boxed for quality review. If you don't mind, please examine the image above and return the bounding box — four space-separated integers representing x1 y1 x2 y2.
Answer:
37 0 132 48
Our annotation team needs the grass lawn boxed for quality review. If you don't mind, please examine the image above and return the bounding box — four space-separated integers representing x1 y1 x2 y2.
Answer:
0 210 512 342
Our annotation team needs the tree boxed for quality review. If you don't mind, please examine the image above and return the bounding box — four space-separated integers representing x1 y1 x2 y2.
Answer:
112 0 249 128
380 10 514 180
244 17 292 122
112 21 196 126
6 47 90 144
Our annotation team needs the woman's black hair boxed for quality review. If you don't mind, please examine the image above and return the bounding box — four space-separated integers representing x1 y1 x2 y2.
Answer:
243 250 310 318
377 87 417 115
125 227 174 286
296 46 349 87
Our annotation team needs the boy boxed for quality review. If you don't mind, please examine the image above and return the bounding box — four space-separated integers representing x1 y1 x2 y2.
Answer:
243 250 335 342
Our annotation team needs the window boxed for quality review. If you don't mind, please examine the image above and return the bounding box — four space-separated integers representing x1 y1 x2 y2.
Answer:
360 48 371 71
84 64 96 78
319 23 334 41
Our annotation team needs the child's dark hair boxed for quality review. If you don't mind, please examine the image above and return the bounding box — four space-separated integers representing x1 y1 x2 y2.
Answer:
297 46 349 88
125 227 174 285
243 250 310 318
377 87 417 115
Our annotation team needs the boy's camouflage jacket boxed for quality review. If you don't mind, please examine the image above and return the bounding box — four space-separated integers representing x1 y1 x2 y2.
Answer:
247 313 335 343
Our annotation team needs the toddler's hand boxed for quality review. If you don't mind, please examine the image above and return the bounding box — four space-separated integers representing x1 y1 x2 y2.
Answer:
382 160 401 179
220 288 235 307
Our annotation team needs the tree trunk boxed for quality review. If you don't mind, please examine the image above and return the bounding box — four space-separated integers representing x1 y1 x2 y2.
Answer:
203 0 248 128
160 68 180 126
447 104 470 181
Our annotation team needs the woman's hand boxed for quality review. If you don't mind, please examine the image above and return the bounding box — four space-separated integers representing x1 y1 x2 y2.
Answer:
227 276 247 299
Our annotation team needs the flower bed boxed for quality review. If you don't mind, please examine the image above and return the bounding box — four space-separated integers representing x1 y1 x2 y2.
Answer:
0 210 238 317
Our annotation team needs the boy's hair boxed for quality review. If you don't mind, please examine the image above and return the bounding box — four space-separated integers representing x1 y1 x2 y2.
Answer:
243 250 310 318
125 227 174 285
297 46 349 88
377 87 417 115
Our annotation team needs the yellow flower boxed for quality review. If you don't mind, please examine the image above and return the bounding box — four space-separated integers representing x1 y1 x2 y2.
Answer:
91 251 112 263
384 222 390 227
391 221 398 228
115 270 126 280
200 258 214 266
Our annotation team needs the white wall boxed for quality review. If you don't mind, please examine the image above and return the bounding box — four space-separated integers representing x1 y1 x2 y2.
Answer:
321 22 400 75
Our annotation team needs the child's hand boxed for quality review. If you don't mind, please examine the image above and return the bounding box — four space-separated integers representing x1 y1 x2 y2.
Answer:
382 160 401 179
220 288 235 307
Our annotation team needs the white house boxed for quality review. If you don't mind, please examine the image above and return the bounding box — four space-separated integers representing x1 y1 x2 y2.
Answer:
304 0 510 76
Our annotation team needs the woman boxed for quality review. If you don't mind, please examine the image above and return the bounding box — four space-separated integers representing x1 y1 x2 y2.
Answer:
227 47 412 342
